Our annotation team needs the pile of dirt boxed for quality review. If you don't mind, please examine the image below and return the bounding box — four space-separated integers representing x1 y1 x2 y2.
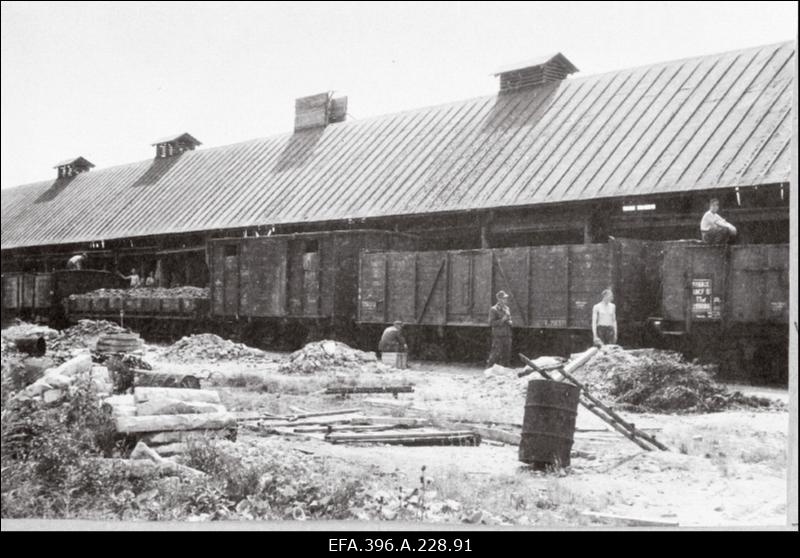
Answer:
577 346 778 413
160 333 273 363
278 340 389 374
70 286 209 300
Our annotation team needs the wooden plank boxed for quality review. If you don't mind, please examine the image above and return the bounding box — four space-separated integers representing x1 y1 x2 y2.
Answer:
289 408 362 420
325 386 414 395
327 432 481 446
292 424 411 434
429 418 520 445
327 430 474 441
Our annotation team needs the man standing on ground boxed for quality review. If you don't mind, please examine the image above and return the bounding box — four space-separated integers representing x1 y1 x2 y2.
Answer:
487 291 513 367
700 198 737 243
592 288 617 346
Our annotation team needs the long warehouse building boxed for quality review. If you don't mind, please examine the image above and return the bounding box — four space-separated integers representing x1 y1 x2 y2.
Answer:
1 41 794 280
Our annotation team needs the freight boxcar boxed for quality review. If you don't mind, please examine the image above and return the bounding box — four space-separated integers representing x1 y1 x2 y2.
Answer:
650 241 789 383
1 270 127 326
207 230 417 346
357 239 657 359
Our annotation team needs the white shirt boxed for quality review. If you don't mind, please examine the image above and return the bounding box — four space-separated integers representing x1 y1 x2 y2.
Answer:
700 210 733 232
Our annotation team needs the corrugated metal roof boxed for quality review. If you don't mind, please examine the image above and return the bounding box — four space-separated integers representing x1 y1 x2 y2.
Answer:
2 41 794 251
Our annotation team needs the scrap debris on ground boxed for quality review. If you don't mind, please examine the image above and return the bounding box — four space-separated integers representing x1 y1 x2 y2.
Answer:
278 340 391 375
159 333 274 364
575 345 780 413
0 319 789 526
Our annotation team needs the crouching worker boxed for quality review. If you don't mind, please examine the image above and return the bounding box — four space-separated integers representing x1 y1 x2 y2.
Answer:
378 321 408 368
487 291 513 367
592 288 617 346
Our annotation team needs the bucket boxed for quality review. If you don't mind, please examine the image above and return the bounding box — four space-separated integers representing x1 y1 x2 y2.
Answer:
380 352 407 369
13 335 47 357
519 379 580 468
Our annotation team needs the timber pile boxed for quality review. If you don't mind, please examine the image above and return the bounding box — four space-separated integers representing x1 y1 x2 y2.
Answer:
69 285 209 300
576 345 779 413
159 333 273 363
108 387 235 456
278 340 390 375
251 407 482 447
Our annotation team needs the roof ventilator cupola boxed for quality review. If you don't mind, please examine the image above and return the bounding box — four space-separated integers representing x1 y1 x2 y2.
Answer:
151 133 202 159
294 91 348 132
54 157 95 178
493 53 578 92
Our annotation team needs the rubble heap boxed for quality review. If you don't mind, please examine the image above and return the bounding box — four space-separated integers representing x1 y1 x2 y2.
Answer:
160 333 273 363
577 345 777 413
278 340 390 375
69 286 209 300
47 320 129 359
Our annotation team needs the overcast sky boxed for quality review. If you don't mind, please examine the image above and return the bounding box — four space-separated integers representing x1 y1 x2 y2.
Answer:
1 1 797 189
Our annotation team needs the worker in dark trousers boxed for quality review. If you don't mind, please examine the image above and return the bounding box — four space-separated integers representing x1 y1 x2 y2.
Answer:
487 291 513 367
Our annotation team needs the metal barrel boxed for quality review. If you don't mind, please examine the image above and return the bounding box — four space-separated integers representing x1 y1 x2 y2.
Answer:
519 379 580 468
13 335 47 357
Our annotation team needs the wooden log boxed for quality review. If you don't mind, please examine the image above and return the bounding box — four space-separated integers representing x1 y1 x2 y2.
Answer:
130 441 165 463
563 347 599 375
150 442 188 457
115 412 235 434
133 387 220 404
135 399 227 416
101 394 137 417
580 511 679 527
85 458 206 478
51 354 93 378
140 429 230 445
